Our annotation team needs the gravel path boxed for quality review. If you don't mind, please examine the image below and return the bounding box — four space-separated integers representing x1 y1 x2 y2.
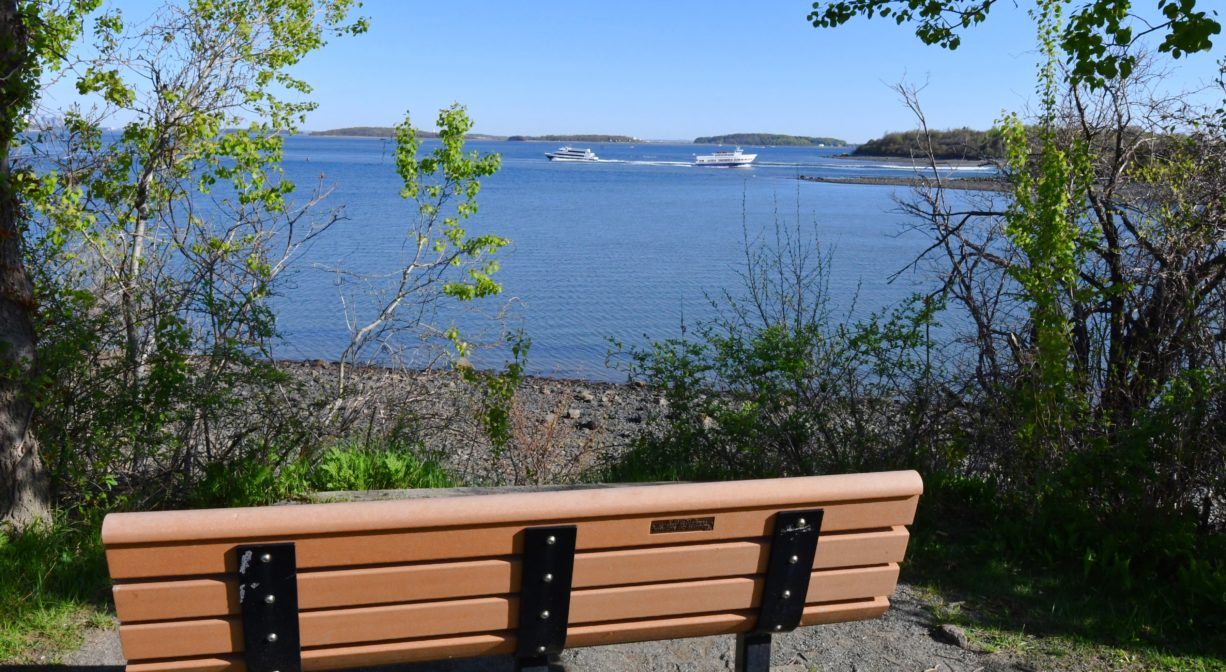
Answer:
52 585 1026 672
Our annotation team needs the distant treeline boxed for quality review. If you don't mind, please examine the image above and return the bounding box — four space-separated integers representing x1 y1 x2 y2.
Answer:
312 127 412 138
507 134 639 143
312 127 506 141
853 127 1003 160
694 133 847 147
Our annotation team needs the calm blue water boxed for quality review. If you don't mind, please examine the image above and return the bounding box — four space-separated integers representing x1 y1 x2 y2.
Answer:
269 138 994 380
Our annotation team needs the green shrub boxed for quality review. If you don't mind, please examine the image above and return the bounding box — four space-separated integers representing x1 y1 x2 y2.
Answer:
192 440 453 508
607 200 944 483
308 441 454 492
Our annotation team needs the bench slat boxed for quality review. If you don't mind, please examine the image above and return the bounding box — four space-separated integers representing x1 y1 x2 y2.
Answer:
113 527 909 622
103 471 923 545
124 597 891 672
106 497 918 579
118 565 899 660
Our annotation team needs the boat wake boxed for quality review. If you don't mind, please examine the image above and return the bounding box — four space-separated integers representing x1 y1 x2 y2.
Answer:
601 159 693 167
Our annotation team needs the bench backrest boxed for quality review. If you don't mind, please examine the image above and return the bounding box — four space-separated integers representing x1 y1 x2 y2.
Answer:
102 470 923 672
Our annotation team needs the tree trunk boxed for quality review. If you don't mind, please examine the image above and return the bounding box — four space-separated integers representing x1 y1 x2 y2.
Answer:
0 0 50 528
0 158 47 528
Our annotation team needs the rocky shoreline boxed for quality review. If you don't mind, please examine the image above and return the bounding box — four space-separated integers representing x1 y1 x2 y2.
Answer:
833 153 995 165
799 174 1010 192
279 360 661 484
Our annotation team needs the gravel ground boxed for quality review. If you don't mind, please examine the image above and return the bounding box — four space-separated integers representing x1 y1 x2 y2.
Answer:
51 585 1024 672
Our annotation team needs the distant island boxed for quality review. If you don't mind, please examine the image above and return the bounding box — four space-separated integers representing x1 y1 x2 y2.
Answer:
312 127 507 140
852 128 1002 160
507 134 641 143
693 133 848 147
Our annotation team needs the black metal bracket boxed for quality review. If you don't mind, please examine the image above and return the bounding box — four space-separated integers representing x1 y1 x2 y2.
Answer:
236 542 302 672
735 509 824 672
515 525 577 667
754 509 824 635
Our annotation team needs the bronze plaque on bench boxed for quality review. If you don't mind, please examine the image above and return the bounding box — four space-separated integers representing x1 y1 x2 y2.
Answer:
650 516 716 533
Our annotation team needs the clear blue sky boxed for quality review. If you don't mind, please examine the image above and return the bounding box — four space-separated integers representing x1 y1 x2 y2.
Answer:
50 1 1226 143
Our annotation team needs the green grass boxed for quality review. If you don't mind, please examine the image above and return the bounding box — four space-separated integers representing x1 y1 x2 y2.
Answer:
0 516 112 663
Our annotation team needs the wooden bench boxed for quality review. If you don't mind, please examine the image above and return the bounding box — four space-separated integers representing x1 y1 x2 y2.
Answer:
102 470 923 672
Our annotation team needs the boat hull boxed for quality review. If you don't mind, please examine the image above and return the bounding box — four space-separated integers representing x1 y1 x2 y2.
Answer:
546 146 600 162
693 147 757 167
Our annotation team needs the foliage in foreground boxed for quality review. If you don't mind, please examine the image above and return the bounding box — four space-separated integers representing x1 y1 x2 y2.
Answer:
609 272 1226 659
807 0 1221 89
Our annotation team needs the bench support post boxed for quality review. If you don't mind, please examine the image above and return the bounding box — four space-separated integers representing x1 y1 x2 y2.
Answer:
735 632 773 672
515 525 577 671
236 542 302 672
736 509 824 672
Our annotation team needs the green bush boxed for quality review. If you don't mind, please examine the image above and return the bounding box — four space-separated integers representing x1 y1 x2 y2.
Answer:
308 441 454 492
192 440 454 508
607 203 944 483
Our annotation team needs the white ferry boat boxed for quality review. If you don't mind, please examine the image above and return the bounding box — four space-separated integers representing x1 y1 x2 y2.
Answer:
694 146 757 167
545 146 599 162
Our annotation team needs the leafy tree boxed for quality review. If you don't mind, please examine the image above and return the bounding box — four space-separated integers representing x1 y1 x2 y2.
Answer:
806 0 1226 639
892 1 1226 517
1 0 99 527
807 0 1221 86
2 0 367 523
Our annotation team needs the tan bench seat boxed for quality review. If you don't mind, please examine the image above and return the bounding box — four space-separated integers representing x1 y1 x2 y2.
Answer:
102 470 923 672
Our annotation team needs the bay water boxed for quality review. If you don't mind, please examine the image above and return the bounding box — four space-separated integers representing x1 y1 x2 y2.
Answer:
271 138 993 380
